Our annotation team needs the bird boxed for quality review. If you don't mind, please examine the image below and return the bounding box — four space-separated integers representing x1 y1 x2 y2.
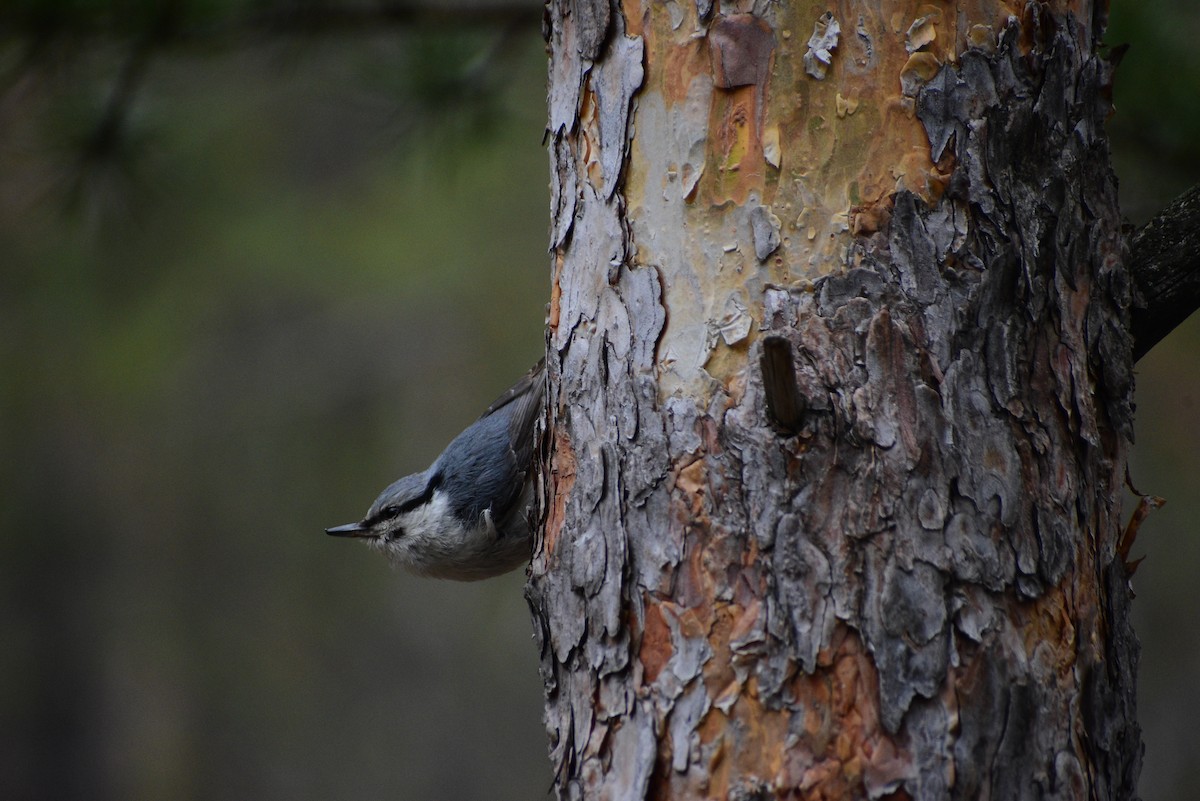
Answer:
325 359 544 580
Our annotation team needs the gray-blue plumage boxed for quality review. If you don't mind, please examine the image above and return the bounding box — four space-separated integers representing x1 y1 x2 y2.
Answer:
327 360 544 580
440 397 527 526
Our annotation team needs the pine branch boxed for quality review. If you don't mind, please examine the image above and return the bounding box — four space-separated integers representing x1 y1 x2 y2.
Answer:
1129 184 1200 361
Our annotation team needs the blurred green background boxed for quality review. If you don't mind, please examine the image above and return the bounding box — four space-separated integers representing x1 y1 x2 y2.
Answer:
0 2 1197 800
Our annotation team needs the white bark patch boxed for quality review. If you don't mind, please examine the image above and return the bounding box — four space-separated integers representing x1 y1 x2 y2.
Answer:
669 680 710 772
607 701 657 799
803 12 841 79
762 124 781 168
547 4 581 135
593 33 645 201
715 292 753 346
750 203 783 261
666 0 685 30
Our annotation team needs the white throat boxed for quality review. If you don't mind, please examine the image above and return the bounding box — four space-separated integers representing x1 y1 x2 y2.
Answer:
369 491 492 579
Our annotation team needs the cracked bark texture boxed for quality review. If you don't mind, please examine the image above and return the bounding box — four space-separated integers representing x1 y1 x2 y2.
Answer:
529 1 1141 799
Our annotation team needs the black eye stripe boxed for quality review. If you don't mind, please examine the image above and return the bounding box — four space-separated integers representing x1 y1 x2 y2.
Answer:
369 474 442 526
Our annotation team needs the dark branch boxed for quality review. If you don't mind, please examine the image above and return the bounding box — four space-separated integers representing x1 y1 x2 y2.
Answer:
0 3 541 50
225 3 540 37
8 2 540 215
1129 184 1200 361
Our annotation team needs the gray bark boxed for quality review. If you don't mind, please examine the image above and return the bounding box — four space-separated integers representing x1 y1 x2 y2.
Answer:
529 2 1141 799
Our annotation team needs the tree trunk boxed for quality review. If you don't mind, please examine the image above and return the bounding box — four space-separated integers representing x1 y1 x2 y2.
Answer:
528 1 1141 799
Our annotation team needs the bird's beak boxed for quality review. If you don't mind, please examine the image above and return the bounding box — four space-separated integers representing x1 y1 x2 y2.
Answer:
326 522 372 538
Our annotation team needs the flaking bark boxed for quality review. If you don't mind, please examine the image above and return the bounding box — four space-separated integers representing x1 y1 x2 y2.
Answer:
530 1 1141 799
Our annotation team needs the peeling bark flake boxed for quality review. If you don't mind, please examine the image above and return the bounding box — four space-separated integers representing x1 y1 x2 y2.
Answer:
749 203 782 262
803 12 841 80
573 0 611 62
592 31 645 200
708 14 776 90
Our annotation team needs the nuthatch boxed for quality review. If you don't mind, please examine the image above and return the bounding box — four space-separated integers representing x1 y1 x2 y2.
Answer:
326 360 544 580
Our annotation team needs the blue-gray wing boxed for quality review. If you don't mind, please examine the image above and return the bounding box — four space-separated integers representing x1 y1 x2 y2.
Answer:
484 358 545 473
436 359 545 526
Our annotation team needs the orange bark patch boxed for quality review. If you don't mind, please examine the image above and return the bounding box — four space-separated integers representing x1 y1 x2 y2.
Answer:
577 84 604 191
1017 585 1078 674
778 626 910 798
544 428 576 557
731 687 790 776
668 600 711 640
704 84 768 206
659 615 908 799
640 599 673 684
703 603 739 696
663 37 710 107
851 193 895 236
1119 493 1164 573
548 251 564 332
696 686 790 799
698 14 779 205
621 0 644 38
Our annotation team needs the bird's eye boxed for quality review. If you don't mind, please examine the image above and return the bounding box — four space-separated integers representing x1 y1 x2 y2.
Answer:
382 505 401 520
